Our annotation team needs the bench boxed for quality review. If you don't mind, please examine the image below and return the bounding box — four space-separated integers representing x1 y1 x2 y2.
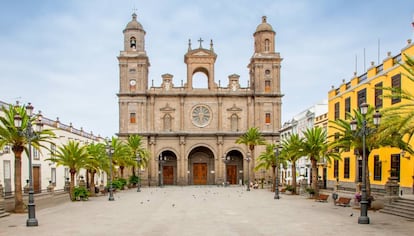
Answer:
335 197 351 207
100 187 108 195
315 194 329 202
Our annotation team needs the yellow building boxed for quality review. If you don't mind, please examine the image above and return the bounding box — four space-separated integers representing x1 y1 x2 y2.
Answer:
327 39 414 195
314 112 328 189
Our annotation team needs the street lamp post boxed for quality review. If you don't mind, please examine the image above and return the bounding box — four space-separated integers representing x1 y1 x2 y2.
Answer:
158 154 167 187
350 103 381 224
274 143 281 200
245 153 251 191
105 138 115 201
14 103 43 227
136 153 141 192
222 153 231 187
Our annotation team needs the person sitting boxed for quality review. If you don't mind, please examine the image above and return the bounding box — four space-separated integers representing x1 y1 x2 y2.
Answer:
355 191 362 204
253 181 259 189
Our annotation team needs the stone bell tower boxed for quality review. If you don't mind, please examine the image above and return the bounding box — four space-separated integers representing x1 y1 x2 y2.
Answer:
248 16 283 130
118 13 150 134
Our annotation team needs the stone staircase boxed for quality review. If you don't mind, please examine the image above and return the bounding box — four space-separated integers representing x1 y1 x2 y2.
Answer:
381 198 414 220
0 207 10 218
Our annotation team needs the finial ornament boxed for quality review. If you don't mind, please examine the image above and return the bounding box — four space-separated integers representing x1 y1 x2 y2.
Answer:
262 16 267 23
188 39 192 51
210 39 214 51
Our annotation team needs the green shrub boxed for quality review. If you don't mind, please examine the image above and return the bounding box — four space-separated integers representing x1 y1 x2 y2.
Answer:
110 178 127 190
73 186 89 201
285 185 294 191
305 187 315 195
129 175 140 185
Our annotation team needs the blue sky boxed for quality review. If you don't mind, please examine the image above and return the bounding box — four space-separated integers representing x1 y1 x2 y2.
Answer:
0 0 413 138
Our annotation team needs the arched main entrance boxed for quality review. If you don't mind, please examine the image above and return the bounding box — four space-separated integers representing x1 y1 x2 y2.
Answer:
225 150 244 185
159 150 178 185
188 146 215 185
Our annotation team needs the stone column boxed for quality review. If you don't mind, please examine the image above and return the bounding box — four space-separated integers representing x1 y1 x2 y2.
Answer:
179 136 186 185
384 176 400 203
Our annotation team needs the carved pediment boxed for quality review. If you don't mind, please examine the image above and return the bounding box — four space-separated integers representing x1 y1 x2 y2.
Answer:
160 103 175 112
185 48 217 59
193 51 210 56
227 104 242 112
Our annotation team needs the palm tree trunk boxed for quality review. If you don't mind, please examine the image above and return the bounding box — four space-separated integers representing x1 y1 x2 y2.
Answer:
89 170 96 197
311 158 319 195
132 166 136 177
292 162 297 194
120 166 124 178
69 170 76 201
12 148 25 213
86 170 90 189
249 147 255 183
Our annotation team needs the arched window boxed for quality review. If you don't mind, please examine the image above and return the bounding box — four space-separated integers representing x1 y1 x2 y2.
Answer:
264 39 270 51
164 114 172 131
192 71 208 88
231 114 238 131
130 37 136 49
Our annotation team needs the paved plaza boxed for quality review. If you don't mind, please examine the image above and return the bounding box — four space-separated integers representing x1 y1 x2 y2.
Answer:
1 186 413 236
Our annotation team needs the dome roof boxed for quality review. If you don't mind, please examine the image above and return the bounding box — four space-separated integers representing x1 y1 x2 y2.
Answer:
255 16 274 33
124 13 144 31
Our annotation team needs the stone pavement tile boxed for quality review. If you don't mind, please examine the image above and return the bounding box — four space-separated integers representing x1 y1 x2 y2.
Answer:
0 186 413 236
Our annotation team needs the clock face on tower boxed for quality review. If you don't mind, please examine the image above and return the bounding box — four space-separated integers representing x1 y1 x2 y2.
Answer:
191 105 211 127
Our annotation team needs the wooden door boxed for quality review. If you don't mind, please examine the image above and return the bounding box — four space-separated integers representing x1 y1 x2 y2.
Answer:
33 166 41 193
163 166 174 185
193 163 207 185
227 165 237 184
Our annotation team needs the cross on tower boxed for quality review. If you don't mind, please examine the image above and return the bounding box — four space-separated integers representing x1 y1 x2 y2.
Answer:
198 38 203 48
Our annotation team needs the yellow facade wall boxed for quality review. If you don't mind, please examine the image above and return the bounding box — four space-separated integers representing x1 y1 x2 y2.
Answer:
327 40 414 192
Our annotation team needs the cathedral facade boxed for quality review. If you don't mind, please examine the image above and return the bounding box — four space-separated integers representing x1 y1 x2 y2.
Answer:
117 14 283 186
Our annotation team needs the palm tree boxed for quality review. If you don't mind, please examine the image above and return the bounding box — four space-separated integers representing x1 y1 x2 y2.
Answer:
255 143 277 192
85 142 107 197
280 134 304 194
0 103 55 212
236 127 266 180
126 135 149 177
110 137 132 179
329 106 407 197
47 140 88 200
302 126 338 195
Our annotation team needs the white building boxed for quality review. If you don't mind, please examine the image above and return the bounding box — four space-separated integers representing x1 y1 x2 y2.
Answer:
0 100 104 196
280 100 328 186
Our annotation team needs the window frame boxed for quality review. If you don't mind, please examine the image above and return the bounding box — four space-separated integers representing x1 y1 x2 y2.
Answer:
334 102 340 120
375 82 383 109
130 112 136 124
373 155 382 181
391 74 401 104
343 157 350 179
